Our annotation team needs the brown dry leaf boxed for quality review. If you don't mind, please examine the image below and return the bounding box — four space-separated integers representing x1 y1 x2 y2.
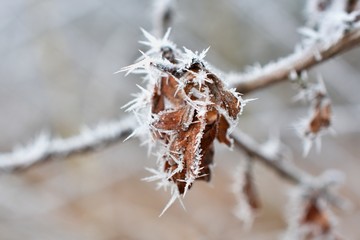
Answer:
151 84 165 114
301 198 331 234
243 171 261 210
217 115 232 146
152 105 194 131
308 102 331 135
208 73 241 119
298 197 343 240
161 75 185 106
165 121 203 194
150 61 243 195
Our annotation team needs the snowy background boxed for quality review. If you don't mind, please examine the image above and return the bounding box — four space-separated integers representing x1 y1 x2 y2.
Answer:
0 0 360 239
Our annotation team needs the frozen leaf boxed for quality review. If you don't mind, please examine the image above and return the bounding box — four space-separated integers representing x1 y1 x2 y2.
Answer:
122 29 247 213
232 161 260 229
294 77 333 156
283 185 342 240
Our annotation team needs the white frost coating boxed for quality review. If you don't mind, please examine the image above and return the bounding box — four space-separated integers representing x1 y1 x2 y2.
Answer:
0 133 51 170
289 69 299 81
226 38 323 87
140 28 178 57
239 97 257 115
260 131 291 161
314 48 323 61
226 46 308 86
159 184 186 217
303 0 359 48
0 116 137 171
293 76 325 103
181 47 210 67
191 69 212 88
300 70 309 81
316 169 345 189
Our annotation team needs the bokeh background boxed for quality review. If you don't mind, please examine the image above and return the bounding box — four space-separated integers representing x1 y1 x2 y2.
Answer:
0 0 360 239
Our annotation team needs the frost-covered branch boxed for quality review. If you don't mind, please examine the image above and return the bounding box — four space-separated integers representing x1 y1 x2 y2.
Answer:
227 11 360 94
0 116 136 171
231 130 309 184
231 130 349 209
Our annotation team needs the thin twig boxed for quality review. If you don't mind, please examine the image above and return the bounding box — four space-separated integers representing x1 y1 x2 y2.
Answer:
0 116 136 171
230 129 349 209
153 0 175 37
227 26 360 94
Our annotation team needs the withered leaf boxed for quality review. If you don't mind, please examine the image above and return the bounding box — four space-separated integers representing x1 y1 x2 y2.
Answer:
309 102 331 134
150 61 242 195
243 171 261 210
161 75 184 106
302 198 331 234
208 73 241 119
151 84 165 114
166 121 203 194
216 115 232 146
152 105 194 131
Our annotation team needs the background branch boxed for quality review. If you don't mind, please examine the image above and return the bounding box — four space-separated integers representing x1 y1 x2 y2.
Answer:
0 116 135 171
227 26 360 94
153 0 175 37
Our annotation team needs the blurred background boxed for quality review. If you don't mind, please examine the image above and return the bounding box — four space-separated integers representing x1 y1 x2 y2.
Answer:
0 0 360 239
